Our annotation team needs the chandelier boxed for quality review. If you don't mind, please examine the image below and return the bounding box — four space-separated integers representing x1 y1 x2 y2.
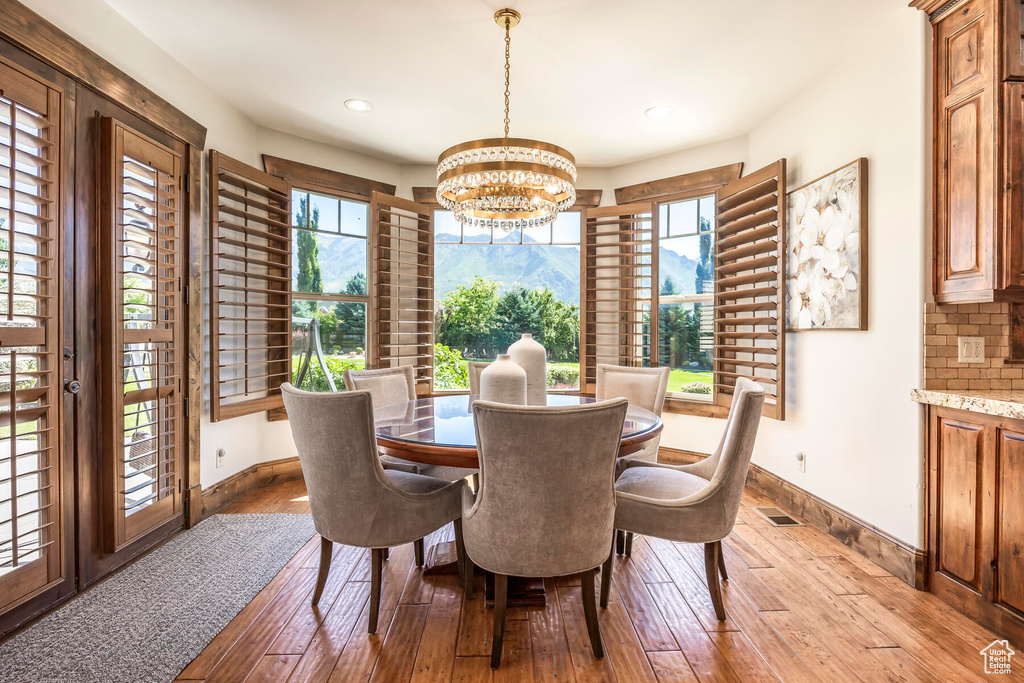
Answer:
436 8 577 231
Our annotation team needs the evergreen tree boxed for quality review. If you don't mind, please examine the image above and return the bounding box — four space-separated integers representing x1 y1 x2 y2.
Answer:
295 197 323 293
334 273 368 352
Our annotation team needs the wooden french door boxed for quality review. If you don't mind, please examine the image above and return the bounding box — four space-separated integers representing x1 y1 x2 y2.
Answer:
74 89 187 587
0 46 76 633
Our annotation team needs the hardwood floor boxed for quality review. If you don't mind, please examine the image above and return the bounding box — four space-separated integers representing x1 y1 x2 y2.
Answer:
176 478 1020 682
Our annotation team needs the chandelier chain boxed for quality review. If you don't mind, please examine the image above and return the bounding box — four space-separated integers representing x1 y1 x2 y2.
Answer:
503 16 510 139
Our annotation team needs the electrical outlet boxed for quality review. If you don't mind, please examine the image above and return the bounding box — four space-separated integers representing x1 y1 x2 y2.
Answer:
796 452 806 473
216 448 226 468
958 336 986 363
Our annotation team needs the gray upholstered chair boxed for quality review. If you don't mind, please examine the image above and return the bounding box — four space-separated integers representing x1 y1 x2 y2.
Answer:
462 398 628 669
467 361 489 395
343 365 474 483
596 364 670 464
604 377 765 622
281 383 466 633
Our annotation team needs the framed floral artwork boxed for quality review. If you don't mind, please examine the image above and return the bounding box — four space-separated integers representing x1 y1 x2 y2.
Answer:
785 158 868 330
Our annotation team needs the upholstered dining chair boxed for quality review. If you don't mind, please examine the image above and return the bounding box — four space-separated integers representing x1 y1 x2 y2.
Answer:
467 361 489 395
596 364 670 464
603 377 765 622
281 383 466 633
462 398 628 669
343 365 474 483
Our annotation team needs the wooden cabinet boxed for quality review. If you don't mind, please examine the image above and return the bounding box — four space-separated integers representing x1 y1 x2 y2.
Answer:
920 0 1024 301
927 406 1024 645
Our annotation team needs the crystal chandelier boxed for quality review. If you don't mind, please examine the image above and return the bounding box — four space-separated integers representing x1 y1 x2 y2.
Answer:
436 8 577 231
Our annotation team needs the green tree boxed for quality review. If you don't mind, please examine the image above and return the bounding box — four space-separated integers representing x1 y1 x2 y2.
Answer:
494 287 541 348
333 273 368 353
435 276 500 351
295 196 323 293
532 287 579 362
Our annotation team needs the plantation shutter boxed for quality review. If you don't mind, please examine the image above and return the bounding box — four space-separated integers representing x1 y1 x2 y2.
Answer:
581 203 657 394
369 192 433 395
209 151 291 421
713 160 786 419
0 58 65 612
101 119 185 550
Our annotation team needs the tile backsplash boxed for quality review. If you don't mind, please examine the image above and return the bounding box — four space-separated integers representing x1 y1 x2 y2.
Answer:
923 302 1021 390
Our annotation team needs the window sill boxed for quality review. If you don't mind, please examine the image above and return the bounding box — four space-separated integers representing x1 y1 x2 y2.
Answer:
663 397 728 419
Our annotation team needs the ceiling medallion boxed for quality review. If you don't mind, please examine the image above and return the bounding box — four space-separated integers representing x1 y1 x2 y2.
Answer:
436 8 577 231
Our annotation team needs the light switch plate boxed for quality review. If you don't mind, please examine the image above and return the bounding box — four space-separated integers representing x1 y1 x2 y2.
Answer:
958 336 986 363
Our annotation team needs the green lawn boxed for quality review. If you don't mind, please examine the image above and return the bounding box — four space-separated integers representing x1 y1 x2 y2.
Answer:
667 369 713 393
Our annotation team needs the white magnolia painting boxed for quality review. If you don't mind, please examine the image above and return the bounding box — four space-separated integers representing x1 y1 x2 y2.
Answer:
786 158 867 330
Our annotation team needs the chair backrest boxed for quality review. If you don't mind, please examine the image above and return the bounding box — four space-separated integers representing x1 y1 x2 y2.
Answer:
281 383 391 544
595 364 671 416
465 398 628 577
343 365 416 409
467 361 489 395
701 377 765 528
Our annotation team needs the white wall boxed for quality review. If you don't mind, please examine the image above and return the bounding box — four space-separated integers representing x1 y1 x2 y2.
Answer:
611 9 928 546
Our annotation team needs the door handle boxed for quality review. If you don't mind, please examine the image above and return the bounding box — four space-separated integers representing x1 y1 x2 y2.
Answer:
64 379 81 394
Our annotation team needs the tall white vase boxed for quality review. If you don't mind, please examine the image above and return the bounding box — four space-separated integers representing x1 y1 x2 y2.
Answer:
508 333 547 406
479 354 527 405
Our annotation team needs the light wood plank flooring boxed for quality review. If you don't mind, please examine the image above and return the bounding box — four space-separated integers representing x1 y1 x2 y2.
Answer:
175 478 1020 682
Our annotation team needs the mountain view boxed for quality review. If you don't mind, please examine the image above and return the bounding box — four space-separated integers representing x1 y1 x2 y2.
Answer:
296 229 703 301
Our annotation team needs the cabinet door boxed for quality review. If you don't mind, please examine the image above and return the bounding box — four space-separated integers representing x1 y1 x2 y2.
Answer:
1004 83 1024 289
934 0 997 300
995 427 1024 616
1004 0 1024 80
931 411 992 595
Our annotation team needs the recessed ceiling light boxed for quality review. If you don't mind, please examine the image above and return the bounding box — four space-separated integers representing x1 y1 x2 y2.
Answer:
345 99 374 113
644 106 673 119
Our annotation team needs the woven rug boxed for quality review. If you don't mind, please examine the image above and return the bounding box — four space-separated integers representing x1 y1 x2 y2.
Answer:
0 513 316 683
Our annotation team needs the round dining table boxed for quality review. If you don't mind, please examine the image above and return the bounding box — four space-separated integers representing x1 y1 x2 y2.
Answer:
372 393 663 607
374 393 663 470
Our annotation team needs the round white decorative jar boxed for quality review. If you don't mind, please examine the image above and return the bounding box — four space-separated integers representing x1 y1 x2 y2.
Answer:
508 333 547 406
479 354 527 405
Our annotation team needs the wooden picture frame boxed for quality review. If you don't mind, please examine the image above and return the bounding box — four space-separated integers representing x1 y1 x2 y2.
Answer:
785 158 868 331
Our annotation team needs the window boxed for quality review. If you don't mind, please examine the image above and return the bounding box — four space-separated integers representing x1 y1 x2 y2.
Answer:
289 189 369 391
433 209 582 391
656 194 716 401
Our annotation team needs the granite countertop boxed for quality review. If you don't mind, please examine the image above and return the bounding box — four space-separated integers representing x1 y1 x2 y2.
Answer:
911 388 1024 419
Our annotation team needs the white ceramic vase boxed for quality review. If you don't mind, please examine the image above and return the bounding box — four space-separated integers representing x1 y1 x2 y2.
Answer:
508 333 547 406
479 354 527 405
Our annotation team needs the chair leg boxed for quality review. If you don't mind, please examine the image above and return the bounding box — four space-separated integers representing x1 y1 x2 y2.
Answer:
717 541 728 582
490 573 507 669
382 547 389 561
581 568 604 659
615 529 625 555
311 536 332 606
414 538 425 568
464 552 475 600
625 532 634 557
453 518 466 585
704 542 727 622
600 536 614 608
369 548 384 633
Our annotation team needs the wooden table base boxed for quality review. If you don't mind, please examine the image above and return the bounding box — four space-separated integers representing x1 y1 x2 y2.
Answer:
422 540 547 607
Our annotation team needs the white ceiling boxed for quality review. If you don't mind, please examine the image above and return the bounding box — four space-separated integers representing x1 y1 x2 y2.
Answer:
103 0 903 167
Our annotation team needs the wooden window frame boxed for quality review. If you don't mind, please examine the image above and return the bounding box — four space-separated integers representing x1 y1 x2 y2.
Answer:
429 205 586 396
651 188 730 418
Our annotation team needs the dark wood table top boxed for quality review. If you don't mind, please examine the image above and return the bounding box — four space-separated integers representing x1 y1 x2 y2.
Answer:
374 394 663 469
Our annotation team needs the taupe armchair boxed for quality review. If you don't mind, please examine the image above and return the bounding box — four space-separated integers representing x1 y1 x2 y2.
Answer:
467 361 488 395
604 377 765 622
596 364 670 464
343 365 473 483
462 398 628 669
281 383 466 633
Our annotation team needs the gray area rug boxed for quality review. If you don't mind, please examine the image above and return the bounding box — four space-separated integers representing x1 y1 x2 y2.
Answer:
0 513 316 683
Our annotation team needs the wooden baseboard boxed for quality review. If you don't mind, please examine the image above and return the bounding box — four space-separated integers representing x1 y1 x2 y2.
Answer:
201 457 304 517
658 447 927 589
